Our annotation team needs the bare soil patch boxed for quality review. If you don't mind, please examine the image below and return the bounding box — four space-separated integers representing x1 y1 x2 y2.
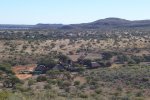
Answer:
12 64 36 80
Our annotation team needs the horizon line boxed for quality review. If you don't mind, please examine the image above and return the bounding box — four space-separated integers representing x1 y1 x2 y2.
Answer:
0 17 150 25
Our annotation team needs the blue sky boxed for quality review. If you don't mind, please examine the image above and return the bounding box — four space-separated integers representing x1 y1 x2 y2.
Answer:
0 0 150 24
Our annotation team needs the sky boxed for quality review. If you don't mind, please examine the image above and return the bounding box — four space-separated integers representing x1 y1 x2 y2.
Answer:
0 0 150 24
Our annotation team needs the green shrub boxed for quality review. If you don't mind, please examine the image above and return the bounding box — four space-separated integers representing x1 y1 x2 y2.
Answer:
15 84 30 92
135 91 143 97
44 84 52 89
37 75 47 82
62 81 71 87
79 93 88 98
121 96 131 100
74 81 80 86
0 91 10 100
0 63 14 75
37 57 57 68
95 88 102 94
28 79 35 87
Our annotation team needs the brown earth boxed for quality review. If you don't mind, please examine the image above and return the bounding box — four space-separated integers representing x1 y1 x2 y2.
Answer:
12 64 36 80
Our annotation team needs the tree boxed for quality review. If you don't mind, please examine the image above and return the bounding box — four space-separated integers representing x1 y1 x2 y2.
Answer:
102 52 113 60
37 57 57 68
0 63 14 75
57 54 70 63
81 59 91 67
3 76 20 88
117 55 129 63
131 56 143 64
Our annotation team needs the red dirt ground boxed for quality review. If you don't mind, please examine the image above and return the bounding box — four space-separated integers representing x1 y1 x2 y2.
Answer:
12 64 36 80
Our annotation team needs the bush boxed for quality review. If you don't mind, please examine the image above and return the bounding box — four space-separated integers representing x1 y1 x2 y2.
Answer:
44 84 51 89
74 81 80 86
52 80 58 85
57 54 70 63
62 81 71 87
0 63 14 75
15 84 30 92
102 52 113 60
37 75 47 82
121 96 131 100
11 76 21 83
28 79 35 87
46 70 62 79
81 59 91 67
0 91 10 100
79 93 88 98
136 91 143 97
117 55 129 63
95 88 102 94
3 75 21 88
47 79 57 85
59 80 71 89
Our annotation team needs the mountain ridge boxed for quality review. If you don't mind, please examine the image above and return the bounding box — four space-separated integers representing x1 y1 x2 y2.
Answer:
1 17 150 29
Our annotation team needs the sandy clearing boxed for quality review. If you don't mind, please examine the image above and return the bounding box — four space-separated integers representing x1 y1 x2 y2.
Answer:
12 64 36 80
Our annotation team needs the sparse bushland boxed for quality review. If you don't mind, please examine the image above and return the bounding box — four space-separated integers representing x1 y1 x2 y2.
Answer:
0 64 149 100
0 29 150 100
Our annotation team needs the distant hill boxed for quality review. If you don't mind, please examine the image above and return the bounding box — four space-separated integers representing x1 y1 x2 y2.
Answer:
0 24 34 30
1 17 150 30
68 18 150 29
35 24 63 29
